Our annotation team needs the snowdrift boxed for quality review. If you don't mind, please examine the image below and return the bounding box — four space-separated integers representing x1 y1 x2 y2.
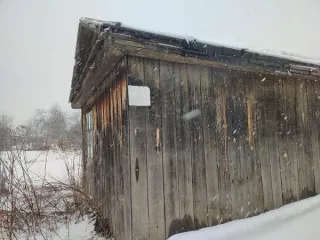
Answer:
169 195 320 240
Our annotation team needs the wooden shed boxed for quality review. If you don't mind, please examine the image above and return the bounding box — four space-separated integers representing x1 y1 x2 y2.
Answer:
69 18 320 240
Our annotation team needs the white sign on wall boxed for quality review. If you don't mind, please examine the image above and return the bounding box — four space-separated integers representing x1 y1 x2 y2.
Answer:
128 85 151 106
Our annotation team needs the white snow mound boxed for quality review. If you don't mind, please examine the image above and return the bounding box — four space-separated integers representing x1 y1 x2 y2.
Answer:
168 194 320 240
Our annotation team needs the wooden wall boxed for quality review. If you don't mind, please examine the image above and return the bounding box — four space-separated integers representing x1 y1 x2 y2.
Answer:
126 55 320 239
82 57 131 239
83 54 320 240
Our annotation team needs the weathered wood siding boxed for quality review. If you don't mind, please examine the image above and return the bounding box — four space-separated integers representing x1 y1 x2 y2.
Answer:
83 54 320 240
82 57 130 239
125 55 320 239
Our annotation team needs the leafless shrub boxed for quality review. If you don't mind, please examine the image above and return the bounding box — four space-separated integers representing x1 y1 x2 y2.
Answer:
0 133 107 240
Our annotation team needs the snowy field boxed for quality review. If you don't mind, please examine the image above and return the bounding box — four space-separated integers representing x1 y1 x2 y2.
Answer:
0 150 82 185
169 194 320 240
0 150 107 240
0 216 104 240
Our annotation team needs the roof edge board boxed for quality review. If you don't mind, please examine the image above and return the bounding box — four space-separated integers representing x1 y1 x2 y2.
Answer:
70 18 320 108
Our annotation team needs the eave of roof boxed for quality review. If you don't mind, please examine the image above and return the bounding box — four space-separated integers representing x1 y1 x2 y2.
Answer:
82 18 320 66
69 18 320 108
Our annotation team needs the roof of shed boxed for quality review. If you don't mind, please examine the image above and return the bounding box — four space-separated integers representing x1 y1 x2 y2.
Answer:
69 18 320 108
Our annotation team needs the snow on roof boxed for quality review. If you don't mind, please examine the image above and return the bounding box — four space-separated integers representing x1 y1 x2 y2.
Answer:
248 49 320 66
80 18 320 66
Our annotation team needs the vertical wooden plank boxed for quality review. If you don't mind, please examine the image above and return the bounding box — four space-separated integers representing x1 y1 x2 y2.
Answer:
308 79 320 193
119 57 132 240
128 56 149 240
104 87 112 232
249 74 264 214
160 60 180 238
97 100 102 213
200 66 220 225
275 77 292 204
263 75 283 208
111 70 121 238
107 87 116 234
256 73 274 211
296 78 315 199
304 79 315 197
228 70 243 219
175 63 195 232
114 78 121 239
284 78 300 201
94 104 99 201
186 64 208 229
243 73 256 217
296 78 308 200
102 89 107 222
92 104 97 198
144 58 165 240
116 62 126 239
100 93 104 218
81 110 88 191
234 70 250 218
214 68 232 223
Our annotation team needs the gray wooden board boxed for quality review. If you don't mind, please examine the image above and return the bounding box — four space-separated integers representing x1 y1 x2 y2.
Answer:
121 56 132 240
160 60 180 238
250 73 264 214
235 70 250 218
108 89 116 234
276 77 292 204
213 68 232 223
200 66 220 225
301 79 315 196
186 64 208 229
296 78 309 200
243 73 255 217
174 62 195 232
263 75 283 208
144 58 166 240
228 70 243 219
285 78 300 201
308 80 320 193
128 56 149 240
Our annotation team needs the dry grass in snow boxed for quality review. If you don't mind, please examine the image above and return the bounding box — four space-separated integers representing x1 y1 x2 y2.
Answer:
0 149 108 240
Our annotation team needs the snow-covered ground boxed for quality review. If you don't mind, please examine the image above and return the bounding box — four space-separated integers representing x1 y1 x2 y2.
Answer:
0 215 105 240
0 150 107 240
1 150 82 185
169 194 320 240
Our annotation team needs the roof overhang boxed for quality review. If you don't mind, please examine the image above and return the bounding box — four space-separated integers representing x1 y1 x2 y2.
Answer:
69 18 320 109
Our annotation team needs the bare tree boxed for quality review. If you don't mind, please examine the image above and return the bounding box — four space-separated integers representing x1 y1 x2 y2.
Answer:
66 110 82 151
47 104 67 146
0 114 13 151
27 105 74 151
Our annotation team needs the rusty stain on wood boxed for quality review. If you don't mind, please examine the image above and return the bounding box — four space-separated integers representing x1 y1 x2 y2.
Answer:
156 128 160 151
247 101 254 151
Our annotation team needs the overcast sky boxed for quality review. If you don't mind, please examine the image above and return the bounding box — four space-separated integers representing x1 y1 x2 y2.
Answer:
1 0 320 125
